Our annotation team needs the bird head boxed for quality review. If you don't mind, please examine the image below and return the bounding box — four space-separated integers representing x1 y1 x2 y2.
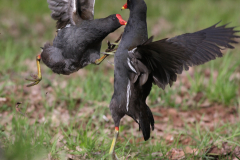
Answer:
121 0 147 11
121 2 128 10
116 14 127 25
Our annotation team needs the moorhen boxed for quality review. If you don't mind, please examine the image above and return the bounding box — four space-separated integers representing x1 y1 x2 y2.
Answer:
26 0 126 86
108 0 239 158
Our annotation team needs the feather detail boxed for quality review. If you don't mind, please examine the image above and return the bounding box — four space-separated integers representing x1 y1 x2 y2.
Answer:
126 79 131 112
127 58 137 73
131 23 239 89
47 0 95 29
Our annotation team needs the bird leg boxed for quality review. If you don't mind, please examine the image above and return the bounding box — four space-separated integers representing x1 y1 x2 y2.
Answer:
95 54 109 65
25 55 42 87
109 127 119 160
110 33 123 46
94 34 122 65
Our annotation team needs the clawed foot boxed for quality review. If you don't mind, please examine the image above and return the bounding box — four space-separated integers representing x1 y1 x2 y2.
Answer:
95 54 109 65
106 33 122 53
25 55 42 87
94 33 123 65
25 73 42 87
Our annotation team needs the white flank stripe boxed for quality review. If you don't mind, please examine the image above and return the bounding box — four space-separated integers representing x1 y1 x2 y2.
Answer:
127 58 137 73
126 79 131 111
72 0 76 12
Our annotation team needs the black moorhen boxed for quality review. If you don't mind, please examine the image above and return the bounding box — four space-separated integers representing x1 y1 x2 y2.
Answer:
109 0 239 158
26 0 126 86
41 14 126 75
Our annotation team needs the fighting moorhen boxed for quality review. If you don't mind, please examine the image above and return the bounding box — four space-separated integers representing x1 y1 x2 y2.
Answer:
26 0 126 86
108 0 239 158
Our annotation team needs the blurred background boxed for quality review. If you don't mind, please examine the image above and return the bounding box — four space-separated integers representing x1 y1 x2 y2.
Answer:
0 0 240 159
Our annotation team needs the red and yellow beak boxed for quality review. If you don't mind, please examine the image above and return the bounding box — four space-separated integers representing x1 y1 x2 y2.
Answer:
116 14 127 25
122 3 128 10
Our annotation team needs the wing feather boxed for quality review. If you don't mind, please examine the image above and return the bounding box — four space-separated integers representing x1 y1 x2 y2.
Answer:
129 23 239 89
47 0 95 29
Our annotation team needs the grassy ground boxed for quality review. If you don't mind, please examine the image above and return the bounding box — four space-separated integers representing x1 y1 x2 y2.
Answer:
0 0 240 159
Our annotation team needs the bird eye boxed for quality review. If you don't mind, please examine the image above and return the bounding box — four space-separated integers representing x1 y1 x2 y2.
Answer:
112 16 116 21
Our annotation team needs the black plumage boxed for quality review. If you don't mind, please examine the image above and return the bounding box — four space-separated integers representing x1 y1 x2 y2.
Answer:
132 22 240 89
109 0 239 151
110 0 154 142
25 0 126 87
41 0 126 75
41 15 125 75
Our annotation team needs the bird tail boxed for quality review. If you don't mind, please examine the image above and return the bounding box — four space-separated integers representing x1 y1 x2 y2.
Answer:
139 102 154 141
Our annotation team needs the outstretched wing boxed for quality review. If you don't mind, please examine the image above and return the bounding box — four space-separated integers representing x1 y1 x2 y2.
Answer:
129 23 239 89
47 0 95 29
167 22 239 67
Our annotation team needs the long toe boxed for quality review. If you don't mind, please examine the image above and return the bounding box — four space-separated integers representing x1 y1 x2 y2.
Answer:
25 76 42 87
26 80 40 87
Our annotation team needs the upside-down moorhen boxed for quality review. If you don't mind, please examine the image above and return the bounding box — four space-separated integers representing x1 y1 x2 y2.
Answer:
26 0 126 86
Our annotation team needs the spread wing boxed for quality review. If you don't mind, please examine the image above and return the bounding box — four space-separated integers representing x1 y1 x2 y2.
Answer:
47 0 95 29
166 22 239 67
128 23 239 89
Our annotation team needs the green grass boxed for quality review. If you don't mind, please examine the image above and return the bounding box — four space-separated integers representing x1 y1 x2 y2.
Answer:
206 53 239 105
2 114 240 159
0 0 240 159
1 117 49 160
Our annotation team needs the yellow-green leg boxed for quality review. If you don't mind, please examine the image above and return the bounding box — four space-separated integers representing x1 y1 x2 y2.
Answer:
95 54 109 65
95 50 117 65
25 55 42 87
109 127 119 160
96 33 122 65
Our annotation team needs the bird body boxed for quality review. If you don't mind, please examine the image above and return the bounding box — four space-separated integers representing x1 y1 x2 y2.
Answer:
111 0 154 141
38 0 127 75
26 0 127 87
109 1 239 154
42 15 124 75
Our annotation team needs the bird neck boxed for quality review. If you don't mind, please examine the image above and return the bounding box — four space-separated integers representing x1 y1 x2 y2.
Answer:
129 9 147 24
93 18 120 35
119 8 148 50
